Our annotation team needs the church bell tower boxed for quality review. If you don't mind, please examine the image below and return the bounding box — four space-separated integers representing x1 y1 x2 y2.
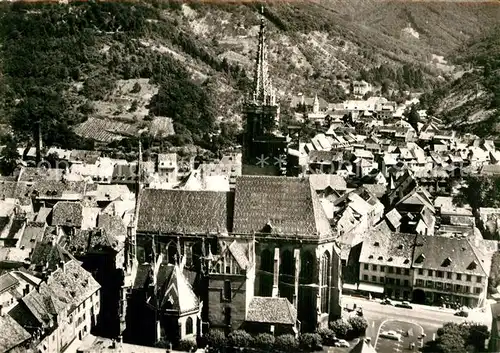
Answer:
242 6 284 165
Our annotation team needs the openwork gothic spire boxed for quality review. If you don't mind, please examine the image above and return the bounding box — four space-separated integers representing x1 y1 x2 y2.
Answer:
252 5 276 106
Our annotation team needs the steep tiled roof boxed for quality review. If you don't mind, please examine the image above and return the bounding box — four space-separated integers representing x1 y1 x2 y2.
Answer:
360 231 416 268
228 241 250 270
413 235 488 276
29 241 76 272
157 264 199 314
0 272 19 294
61 229 119 256
0 181 18 200
363 184 386 198
26 180 88 200
133 263 151 289
137 189 229 234
308 150 343 164
18 167 62 182
233 176 332 238
98 213 127 242
52 201 83 227
46 260 101 312
246 297 297 325
0 313 31 352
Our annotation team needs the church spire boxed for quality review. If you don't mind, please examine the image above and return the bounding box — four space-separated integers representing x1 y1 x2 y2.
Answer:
252 5 275 106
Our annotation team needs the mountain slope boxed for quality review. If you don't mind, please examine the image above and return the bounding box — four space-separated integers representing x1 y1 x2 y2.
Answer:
421 25 500 137
0 0 499 151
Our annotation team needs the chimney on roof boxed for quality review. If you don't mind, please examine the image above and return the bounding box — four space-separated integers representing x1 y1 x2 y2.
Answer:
23 284 30 296
58 260 65 272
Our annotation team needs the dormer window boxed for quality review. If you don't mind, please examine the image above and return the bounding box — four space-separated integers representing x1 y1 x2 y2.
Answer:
415 254 425 263
467 261 477 270
398 244 403 250
388 257 393 262
374 242 380 247
378 256 383 261
404 259 409 264
442 258 452 267
368 255 373 259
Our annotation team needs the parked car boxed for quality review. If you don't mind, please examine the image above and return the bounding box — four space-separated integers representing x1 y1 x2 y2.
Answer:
334 339 350 348
380 330 402 341
455 310 469 317
381 298 393 305
395 301 413 309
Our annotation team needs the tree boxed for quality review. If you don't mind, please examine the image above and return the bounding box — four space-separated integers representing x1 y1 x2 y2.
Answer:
131 82 142 93
330 319 352 338
227 330 252 348
489 252 500 292
299 333 322 351
129 100 139 112
275 334 298 351
348 316 368 336
381 79 391 95
423 321 489 353
316 328 335 346
206 330 226 351
454 176 500 210
253 333 275 351
0 135 20 176
177 339 197 352
405 104 420 131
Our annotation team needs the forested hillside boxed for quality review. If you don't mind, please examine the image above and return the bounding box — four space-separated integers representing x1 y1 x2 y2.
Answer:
0 0 498 152
419 25 500 138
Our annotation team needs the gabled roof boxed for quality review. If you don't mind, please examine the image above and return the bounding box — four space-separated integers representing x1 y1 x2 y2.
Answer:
385 209 402 229
412 235 488 276
246 297 297 325
0 312 31 353
0 272 19 294
98 213 127 242
227 240 250 270
29 241 77 272
396 187 434 213
46 259 101 312
233 176 332 238
360 232 416 268
157 263 199 314
137 189 229 234
52 201 83 227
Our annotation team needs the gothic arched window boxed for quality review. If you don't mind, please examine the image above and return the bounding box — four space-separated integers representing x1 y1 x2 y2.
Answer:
185 317 193 335
300 251 314 284
280 250 295 303
321 251 331 313
167 242 177 264
259 248 273 296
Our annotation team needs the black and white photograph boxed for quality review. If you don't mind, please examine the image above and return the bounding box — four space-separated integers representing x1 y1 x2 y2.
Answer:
0 0 499 352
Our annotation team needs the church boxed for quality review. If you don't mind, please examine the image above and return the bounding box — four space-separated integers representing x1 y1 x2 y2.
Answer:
242 6 288 171
122 9 342 347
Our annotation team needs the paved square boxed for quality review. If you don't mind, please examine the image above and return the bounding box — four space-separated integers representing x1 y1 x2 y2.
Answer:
375 320 424 353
